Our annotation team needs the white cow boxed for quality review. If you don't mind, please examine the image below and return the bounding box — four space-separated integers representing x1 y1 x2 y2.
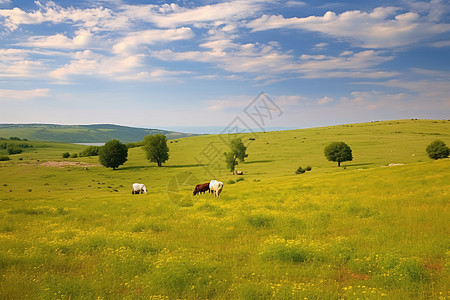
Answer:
209 180 223 198
132 183 147 194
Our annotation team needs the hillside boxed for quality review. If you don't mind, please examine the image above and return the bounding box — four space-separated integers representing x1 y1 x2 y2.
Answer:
0 119 449 299
0 123 198 143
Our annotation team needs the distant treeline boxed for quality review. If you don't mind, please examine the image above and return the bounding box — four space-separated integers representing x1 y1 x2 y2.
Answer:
63 141 143 159
0 137 29 141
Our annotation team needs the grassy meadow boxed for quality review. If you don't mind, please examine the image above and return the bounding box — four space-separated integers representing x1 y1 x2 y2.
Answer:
0 119 449 299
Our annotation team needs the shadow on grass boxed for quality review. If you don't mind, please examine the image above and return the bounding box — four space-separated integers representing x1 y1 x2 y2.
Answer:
344 163 374 167
165 164 207 168
118 164 207 170
244 160 275 164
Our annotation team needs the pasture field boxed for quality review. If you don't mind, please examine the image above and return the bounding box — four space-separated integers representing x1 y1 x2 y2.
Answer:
0 119 449 299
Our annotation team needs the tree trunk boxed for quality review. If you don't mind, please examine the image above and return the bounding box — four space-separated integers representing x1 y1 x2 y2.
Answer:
338 161 341 167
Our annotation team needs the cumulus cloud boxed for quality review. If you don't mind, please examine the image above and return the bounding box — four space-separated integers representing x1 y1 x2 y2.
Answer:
20 29 94 50
247 6 450 48
122 0 268 28
113 27 194 54
153 41 396 80
0 1 128 31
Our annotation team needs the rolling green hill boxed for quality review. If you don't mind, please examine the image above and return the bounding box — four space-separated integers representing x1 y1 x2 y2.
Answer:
0 119 449 299
0 123 199 143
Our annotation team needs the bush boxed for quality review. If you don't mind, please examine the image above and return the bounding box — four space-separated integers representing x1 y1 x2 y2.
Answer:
79 146 100 157
295 167 305 174
70 153 78 158
7 145 23 155
0 156 10 161
296 166 312 174
426 140 449 159
62 152 70 158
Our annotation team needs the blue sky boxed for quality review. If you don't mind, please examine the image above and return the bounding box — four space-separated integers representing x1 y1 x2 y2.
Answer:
0 0 449 133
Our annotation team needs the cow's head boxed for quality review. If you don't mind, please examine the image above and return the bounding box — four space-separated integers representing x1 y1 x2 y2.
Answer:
142 186 147 194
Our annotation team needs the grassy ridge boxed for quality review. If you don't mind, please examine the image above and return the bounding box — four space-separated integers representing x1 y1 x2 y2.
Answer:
0 119 449 299
0 124 198 143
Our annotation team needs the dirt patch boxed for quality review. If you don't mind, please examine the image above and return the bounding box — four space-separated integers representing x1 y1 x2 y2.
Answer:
39 161 101 168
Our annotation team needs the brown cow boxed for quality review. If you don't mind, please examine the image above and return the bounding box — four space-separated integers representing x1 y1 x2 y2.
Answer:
193 182 210 196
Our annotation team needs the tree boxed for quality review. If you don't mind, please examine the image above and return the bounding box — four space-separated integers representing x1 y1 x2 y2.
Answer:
426 140 449 160
324 141 353 167
142 134 169 167
224 137 248 172
99 139 128 170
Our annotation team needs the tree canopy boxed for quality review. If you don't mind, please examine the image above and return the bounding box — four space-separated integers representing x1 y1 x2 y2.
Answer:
324 141 353 167
99 139 128 170
224 137 248 172
426 140 449 160
143 134 169 167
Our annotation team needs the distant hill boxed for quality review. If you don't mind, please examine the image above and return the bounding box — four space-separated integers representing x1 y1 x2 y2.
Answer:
0 124 199 143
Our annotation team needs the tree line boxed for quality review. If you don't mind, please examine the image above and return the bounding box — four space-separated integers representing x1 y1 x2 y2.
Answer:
59 135 449 171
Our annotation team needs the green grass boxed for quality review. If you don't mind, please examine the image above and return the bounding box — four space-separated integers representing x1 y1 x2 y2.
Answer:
0 119 449 299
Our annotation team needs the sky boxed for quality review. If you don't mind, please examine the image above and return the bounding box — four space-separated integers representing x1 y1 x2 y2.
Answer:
0 0 449 133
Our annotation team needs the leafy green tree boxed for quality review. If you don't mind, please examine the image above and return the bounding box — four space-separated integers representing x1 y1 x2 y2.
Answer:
99 139 128 170
62 152 70 158
426 140 449 160
142 134 169 167
324 141 353 167
224 137 248 172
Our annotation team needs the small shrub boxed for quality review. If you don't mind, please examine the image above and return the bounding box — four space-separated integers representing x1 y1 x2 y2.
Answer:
236 177 244 182
296 166 312 174
295 167 305 174
70 153 78 158
227 179 236 184
0 156 10 161
62 152 70 158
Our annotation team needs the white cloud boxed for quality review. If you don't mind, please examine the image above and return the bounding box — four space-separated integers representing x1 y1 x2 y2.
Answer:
0 2 129 32
122 0 268 28
247 6 450 48
153 42 396 80
0 88 50 101
20 29 95 50
317 96 333 105
113 27 194 54
49 50 145 82
0 49 46 78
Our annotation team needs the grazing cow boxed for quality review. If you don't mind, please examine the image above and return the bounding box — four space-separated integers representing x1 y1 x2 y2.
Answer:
132 183 147 194
234 170 244 175
209 180 224 198
193 182 210 196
